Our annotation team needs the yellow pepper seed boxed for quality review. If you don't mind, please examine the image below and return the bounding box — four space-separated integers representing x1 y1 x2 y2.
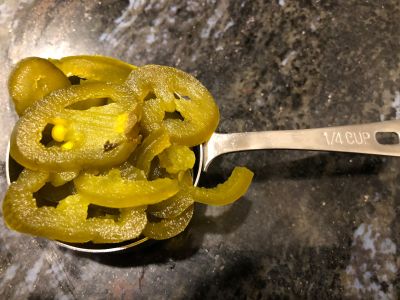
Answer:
61 141 74 150
51 124 67 142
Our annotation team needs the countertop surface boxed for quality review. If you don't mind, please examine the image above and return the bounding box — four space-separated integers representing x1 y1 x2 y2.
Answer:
1 1 400 299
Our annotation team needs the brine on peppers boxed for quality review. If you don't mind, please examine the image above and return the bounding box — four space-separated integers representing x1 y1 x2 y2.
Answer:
3 57 254 244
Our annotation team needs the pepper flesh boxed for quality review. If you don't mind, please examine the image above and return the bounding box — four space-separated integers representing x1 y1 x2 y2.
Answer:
187 167 254 206
8 57 71 115
2 169 147 243
119 162 147 180
147 171 194 218
126 65 220 147
142 205 194 240
132 129 171 176
49 55 137 84
10 82 141 171
148 167 253 219
74 169 180 208
49 170 79 187
158 144 195 174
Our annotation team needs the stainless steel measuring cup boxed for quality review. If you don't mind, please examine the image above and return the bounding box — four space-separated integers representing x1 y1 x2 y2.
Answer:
6 119 400 252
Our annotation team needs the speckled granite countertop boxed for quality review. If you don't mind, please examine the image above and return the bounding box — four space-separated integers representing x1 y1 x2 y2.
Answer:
1 1 400 299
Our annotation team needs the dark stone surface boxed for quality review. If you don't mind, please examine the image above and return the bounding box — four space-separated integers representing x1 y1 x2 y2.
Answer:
1 0 400 299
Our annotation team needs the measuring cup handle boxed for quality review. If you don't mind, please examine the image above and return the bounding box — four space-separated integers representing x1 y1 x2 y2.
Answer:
202 120 400 171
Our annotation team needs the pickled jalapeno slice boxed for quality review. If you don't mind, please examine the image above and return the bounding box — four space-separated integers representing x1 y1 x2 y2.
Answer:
10 82 141 172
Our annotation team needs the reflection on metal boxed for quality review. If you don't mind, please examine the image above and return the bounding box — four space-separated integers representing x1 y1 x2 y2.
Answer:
201 119 400 172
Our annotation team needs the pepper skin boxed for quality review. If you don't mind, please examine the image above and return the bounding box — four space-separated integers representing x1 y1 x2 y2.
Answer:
9 57 71 115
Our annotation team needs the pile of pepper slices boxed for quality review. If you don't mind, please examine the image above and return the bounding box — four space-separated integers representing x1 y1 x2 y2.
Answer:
2 55 253 243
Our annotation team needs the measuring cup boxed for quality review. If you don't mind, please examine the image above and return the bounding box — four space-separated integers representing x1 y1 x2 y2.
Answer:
6 119 400 253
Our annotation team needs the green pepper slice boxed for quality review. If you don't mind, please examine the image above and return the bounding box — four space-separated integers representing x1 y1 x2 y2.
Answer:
2 169 147 243
142 205 194 240
8 57 71 115
74 169 180 208
187 167 253 206
4 57 255 245
158 144 195 174
126 65 220 147
119 162 147 180
148 167 253 219
10 82 141 171
49 55 136 84
147 171 194 218
132 129 171 176
49 170 79 187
